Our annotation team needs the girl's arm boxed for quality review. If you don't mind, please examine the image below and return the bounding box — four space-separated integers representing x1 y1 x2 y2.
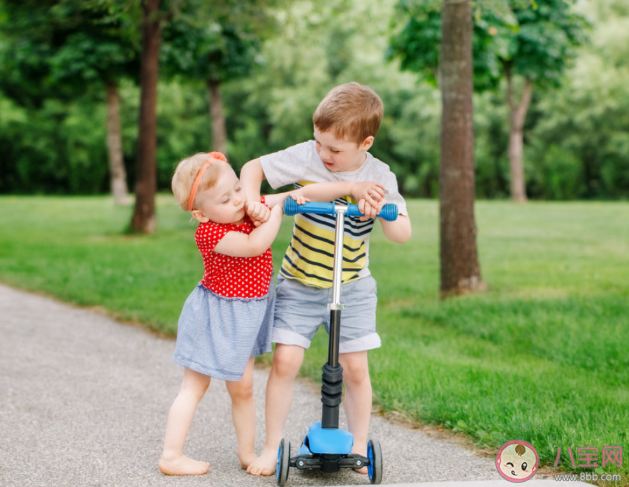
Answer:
213 205 283 258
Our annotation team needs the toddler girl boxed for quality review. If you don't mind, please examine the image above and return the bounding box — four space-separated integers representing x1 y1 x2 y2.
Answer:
159 151 303 476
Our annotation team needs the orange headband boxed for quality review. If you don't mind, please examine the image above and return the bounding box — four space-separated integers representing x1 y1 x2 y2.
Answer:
188 151 228 212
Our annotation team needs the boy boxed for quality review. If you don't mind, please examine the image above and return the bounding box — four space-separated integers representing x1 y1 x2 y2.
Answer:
241 82 411 475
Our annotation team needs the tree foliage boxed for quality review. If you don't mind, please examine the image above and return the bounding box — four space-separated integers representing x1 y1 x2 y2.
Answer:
388 0 588 91
0 0 627 200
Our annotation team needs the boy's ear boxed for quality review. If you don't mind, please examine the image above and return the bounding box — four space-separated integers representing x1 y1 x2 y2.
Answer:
360 135 374 151
191 209 210 223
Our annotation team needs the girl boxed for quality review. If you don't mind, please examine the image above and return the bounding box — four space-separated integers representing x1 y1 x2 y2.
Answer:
159 151 385 476
159 151 304 476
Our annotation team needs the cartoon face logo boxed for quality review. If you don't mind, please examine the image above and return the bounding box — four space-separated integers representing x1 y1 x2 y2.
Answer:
496 440 539 482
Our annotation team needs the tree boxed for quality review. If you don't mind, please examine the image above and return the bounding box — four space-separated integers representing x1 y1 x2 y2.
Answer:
160 0 283 156
0 0 139 204
162 21 262 154
130 0 162 233
389 0 589 202
438 0 486 296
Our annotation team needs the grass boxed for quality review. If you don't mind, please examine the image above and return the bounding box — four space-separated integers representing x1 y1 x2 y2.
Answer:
1 195 628 484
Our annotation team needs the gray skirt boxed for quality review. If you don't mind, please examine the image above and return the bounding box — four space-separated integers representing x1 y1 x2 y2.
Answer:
173 281 274 381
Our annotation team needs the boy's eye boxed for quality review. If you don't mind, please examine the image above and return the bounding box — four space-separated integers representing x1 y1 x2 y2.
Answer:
331 149 340 153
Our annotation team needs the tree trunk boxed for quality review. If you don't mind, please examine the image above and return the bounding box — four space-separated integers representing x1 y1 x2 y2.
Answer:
439 0 486 297
207 79 227 154
105 83 130 205
506 69 532 203
130 0 161 234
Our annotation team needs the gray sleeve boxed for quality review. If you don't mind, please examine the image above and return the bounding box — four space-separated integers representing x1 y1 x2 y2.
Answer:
381 170 408 217
259 141 314 189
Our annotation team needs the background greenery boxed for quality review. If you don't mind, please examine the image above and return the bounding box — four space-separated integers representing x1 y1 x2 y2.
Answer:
0 196 627 483
1 0 628 200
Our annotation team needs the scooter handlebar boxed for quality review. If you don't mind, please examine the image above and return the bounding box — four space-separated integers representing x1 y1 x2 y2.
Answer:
283 199 398 222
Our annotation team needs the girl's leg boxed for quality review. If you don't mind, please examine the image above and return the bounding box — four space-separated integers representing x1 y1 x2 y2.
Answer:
225 357 257 469
159 368 211 475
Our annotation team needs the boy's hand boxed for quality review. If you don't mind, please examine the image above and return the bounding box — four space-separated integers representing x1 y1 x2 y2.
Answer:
351 181 385 209
286 190 310 206
358 197 387 221
246 201 270 227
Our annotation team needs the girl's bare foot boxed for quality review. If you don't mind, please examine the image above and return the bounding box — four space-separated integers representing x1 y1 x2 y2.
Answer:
239 451 258 470
159 454 210 476
246 447 277 476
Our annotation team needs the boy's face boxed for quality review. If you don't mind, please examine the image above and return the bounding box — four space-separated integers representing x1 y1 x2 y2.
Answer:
313 127 374 173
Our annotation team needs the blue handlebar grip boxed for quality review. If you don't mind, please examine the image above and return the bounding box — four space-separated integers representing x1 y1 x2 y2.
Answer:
283 199 398 221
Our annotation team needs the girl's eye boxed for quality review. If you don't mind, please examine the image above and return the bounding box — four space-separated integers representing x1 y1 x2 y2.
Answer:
235 186 242 192
521 462 527 471
331 149 339 153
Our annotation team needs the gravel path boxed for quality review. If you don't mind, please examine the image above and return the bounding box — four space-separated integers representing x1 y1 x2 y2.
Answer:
0 284 585 486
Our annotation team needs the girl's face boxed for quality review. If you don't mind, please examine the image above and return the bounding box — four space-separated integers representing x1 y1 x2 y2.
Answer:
192 167 247 225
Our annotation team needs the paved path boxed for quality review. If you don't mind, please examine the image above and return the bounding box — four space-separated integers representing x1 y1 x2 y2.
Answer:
0 284 588 486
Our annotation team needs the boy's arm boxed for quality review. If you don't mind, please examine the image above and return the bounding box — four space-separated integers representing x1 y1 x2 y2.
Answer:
240 158 265 203
213 205 283 257
380 215 412 244
264 181 386 219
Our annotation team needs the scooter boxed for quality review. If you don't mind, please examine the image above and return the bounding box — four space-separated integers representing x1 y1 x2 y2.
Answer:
277 198 398 486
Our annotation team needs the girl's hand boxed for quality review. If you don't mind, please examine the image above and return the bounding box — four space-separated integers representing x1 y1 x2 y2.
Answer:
351 181 385 209
246 201 270 227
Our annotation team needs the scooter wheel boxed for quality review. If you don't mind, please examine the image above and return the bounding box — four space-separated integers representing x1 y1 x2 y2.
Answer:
367 438 383 484
277 438 290 486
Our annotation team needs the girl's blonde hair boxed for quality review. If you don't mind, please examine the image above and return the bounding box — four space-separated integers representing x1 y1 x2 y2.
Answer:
171 153 231 211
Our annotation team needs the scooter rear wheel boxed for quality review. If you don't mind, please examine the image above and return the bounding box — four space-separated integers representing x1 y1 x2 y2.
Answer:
367 438 382 484
277 438 290 486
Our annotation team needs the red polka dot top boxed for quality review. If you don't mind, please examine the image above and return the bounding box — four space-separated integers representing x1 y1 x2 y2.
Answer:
195 199 274 299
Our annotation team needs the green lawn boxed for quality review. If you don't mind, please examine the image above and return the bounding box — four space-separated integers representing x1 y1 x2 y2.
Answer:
1 196 627 483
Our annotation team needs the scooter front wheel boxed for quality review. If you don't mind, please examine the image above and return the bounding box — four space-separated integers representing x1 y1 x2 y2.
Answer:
367 438 383 484
277 438 291 486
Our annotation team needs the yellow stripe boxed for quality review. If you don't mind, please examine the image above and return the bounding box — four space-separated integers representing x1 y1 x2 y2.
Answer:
280 213 367 288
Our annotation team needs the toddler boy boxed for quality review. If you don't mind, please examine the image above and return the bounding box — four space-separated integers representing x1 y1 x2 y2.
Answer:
241 82 411 475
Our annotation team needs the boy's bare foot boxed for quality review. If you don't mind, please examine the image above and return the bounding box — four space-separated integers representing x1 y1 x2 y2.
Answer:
353 445 368 474
159 454 210 476
239 451 258 470
246 448 277 476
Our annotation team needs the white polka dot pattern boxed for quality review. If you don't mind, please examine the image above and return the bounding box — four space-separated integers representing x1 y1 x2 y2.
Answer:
195 212 273 299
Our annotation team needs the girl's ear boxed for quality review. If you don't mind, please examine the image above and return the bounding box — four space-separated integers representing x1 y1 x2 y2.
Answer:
191 209 209 223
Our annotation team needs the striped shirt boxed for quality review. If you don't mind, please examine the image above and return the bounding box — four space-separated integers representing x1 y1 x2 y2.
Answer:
261 141 407 289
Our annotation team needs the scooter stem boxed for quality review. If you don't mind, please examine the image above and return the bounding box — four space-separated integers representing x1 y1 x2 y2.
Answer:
321 206 347 429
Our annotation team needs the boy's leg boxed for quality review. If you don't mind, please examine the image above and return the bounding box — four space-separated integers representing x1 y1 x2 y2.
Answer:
247 343 305 476
159 368 212 475
338 350 372 474
225 357 257 469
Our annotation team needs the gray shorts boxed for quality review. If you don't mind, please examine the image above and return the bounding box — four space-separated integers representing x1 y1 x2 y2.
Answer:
272 275 381 353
